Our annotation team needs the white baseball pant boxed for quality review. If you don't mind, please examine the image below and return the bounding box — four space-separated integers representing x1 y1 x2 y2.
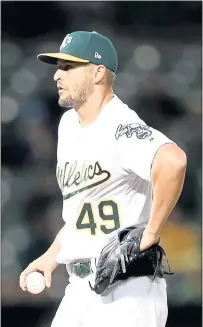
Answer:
51 272 168 327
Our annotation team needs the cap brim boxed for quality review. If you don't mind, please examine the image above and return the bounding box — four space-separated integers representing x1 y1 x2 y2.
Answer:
37 53 89 65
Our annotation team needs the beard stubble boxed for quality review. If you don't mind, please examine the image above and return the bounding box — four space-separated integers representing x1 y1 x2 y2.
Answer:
58 78 94 110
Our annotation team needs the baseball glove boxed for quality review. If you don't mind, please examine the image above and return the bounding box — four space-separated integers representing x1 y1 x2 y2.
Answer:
90 226 173 295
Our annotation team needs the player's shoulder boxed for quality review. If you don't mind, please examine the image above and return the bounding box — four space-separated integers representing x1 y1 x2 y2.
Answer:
112 96 148 138
58 109 77 136
114 96 145 125
113 96 172 142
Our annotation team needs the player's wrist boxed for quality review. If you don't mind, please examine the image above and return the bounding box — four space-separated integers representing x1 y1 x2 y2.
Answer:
144 227 160 239
44 249 59 264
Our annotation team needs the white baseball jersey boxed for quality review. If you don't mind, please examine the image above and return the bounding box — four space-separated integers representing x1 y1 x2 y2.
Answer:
56 95 174 264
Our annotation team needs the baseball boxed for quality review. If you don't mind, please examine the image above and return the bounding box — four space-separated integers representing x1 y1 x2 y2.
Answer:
26 272 46 294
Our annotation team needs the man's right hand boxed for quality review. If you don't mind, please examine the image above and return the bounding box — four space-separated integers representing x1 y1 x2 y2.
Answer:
19 252 58 291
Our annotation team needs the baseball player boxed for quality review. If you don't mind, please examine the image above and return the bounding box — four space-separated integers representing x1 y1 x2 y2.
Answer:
19 31 187 327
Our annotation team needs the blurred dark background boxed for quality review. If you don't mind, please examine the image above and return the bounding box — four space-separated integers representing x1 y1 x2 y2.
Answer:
1 1 202 327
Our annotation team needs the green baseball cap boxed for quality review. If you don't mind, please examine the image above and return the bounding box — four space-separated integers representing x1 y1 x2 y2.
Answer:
37 31 118 73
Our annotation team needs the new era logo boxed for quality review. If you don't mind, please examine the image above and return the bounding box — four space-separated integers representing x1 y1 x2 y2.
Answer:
95 52 102 59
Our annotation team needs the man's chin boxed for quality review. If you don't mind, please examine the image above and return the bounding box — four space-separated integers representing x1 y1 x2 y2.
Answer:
58 99 74 109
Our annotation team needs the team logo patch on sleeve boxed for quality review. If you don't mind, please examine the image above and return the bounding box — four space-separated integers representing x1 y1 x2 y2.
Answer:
115 123 152 140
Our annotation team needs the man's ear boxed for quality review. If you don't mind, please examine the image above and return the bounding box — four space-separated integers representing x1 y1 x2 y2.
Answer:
94 65 106 84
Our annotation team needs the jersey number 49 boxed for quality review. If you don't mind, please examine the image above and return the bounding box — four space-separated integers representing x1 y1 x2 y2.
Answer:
76 200 120 235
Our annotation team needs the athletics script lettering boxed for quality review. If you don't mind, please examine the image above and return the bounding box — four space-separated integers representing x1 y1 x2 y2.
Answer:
56 161 111 200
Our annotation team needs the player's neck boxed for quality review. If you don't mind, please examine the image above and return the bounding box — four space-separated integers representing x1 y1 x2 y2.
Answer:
76 90 114 127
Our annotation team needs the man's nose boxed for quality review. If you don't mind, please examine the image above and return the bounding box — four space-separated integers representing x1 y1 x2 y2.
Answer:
54 69 62 82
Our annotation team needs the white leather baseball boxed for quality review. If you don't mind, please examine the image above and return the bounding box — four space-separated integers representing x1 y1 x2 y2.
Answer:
26 272 45 294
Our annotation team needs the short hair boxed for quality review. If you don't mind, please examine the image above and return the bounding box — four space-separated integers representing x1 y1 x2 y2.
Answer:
88 63 116 87
106 69 116 87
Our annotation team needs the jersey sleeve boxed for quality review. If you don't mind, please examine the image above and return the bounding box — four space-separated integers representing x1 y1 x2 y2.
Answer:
117 123 175 181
